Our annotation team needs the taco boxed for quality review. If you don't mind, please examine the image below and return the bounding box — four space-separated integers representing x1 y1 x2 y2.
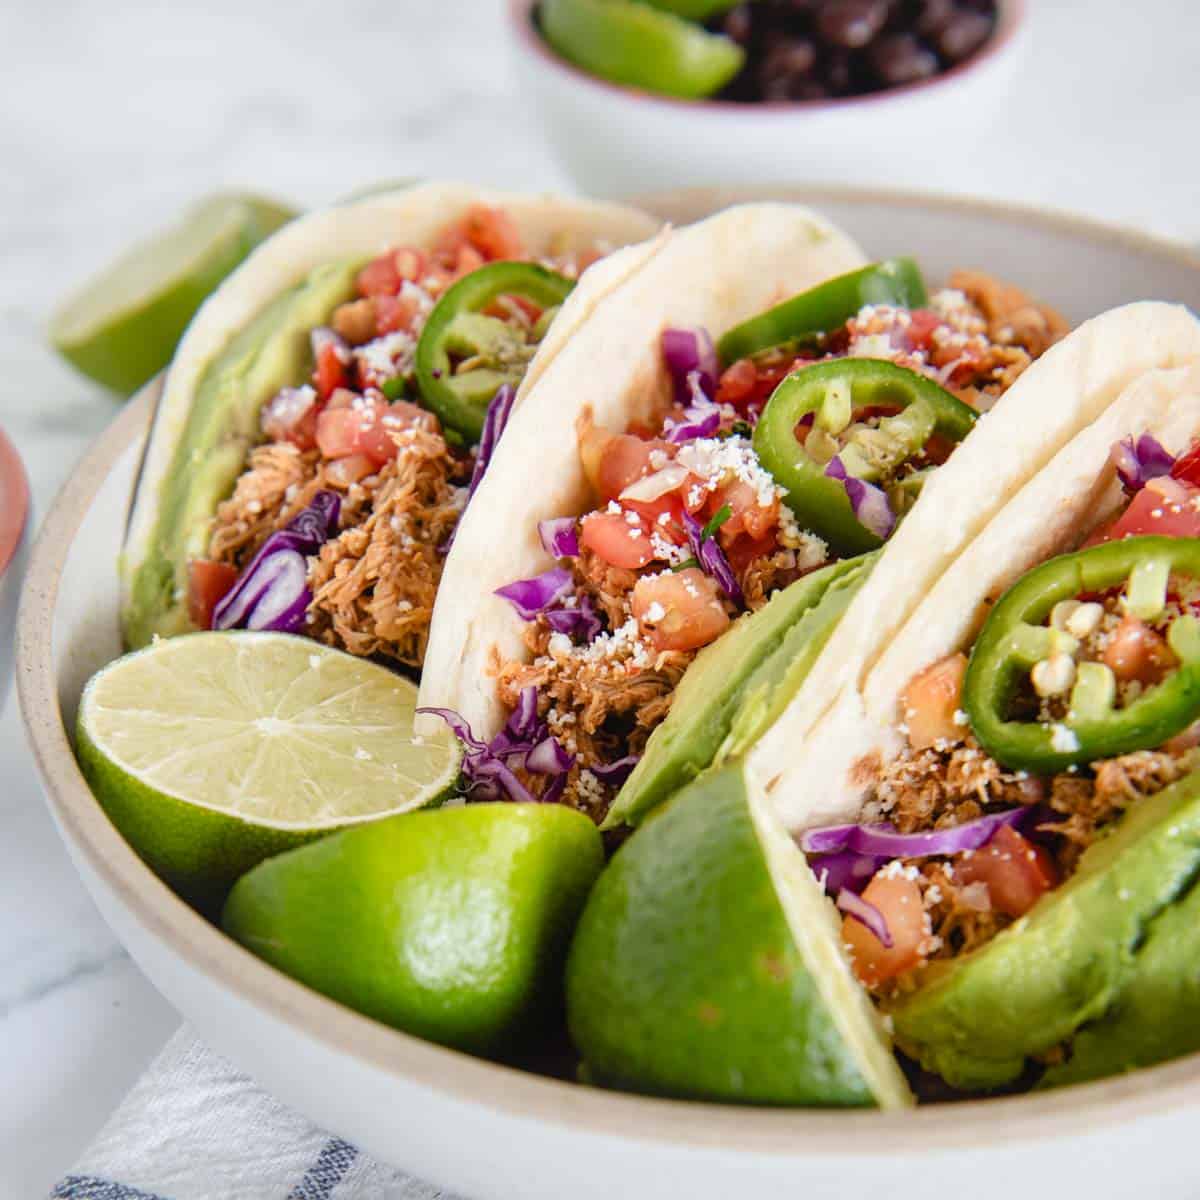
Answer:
417 202 1110 830
120 182 663 660
779 363 1200 1091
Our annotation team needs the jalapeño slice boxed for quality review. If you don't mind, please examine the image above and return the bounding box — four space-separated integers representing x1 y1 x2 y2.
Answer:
716 259 928 365
415 261 574 442
964 536 1200 774
752 358 976 555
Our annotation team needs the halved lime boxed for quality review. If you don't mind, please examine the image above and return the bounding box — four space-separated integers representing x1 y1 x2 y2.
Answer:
567 761 912 1107
76 632 461 912
50 192 296 396
224 802 604 1054
540 0 745 100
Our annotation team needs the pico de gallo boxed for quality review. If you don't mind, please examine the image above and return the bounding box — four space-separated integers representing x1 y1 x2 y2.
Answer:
423 260 1067 824
802 432 1200 998
190 205 607 669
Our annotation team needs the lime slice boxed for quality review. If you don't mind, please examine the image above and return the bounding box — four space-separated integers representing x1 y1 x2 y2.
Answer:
540 0 745 100
76 631 461 912
224 802 604 1054
50 192 296 396
567 761 913 1107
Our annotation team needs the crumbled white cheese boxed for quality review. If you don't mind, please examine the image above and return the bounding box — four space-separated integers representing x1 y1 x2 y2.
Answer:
1049 723 1081 753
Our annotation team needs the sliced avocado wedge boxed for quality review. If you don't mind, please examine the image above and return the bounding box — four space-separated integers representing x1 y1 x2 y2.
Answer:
892 769 1200 1092
567 761 912 1107
1040 870 1200 1089
604 553 876 829
122 260 359 648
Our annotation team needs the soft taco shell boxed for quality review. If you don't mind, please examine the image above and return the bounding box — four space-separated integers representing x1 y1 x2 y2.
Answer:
121 181 663 646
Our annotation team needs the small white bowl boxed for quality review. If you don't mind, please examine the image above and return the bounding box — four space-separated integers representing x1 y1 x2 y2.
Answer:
0 427 29 708
510 0 1027 198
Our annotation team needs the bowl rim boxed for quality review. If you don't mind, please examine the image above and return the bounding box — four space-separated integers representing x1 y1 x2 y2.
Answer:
18 185 1200 1157
0 425 30 578
509 0 1026 117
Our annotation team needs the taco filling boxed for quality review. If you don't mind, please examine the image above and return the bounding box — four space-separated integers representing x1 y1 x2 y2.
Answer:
426 261 1066 823
802 433 1200 999
190 204 608 668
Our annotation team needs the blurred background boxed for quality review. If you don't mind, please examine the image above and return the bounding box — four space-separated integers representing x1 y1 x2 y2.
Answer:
0 0 1197 1194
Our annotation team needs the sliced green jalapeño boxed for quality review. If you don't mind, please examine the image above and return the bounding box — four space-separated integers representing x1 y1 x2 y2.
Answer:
752 358 976 555
964 536 1200 775
716 258 928 365
414 261 574 442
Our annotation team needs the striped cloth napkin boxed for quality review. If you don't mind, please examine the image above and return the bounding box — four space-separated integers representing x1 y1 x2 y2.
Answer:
51 1028 458 1199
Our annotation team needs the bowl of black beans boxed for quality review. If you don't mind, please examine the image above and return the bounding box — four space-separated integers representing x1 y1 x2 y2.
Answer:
509 0 1026 196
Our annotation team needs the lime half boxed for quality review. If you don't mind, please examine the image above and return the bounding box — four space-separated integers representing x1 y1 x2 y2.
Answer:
76 632 461 911
51 192 296 396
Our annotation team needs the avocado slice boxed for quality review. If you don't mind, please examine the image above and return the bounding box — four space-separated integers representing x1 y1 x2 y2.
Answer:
603 552 876 829
122 260 360 648
891 769 1200 1091
1040 869 1200 1089
568 760 913 1107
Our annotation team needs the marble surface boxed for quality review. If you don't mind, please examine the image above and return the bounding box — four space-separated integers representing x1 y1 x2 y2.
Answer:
0 0 1198 1195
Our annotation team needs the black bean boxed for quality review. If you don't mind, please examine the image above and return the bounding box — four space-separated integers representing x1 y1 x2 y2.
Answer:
722 3 755 44
869 32 940 84
822 48 855 94
815 0 889 48
935 11 994 62
913 0 956 36
760 35 819 79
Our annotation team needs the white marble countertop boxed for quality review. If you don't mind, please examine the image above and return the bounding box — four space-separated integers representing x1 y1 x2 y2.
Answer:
1 0 1198 1195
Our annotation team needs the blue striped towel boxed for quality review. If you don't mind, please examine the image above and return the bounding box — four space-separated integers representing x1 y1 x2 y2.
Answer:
51 1029 458 1199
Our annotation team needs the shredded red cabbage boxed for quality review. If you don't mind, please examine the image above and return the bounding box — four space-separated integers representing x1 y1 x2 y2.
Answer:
664 374 723 445
212 491 340 633
538 515 580 559
801 807 1028 858
682 508 743 603
836 888 893 948
1113 433 1175 492
495 567 573 620
810 849 883 896
418 685 574 805
543 594 603 642
825 455 896 541
662 327 718 405
588 755 640 787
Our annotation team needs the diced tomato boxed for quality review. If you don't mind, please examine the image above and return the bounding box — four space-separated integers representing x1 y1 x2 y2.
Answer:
314 342 349 400
597 434 671 502
453 243 486 279
902 308 943 353
356 254 403 298
956 825 1058 920
393 247 427 283
580 510 655 569
325 453 377 488
842 871 929 989
623 490 688 544
315 398 436 466
324 387 357 411
460 204 524 262
187 560 239 630
725 531 778 574
1094 478 1200 543
708 479 778 543
715 356 795 417
901 653 968 751
484 293 543 325
374 291 422 336
1101 615 1178 686
632 567 730 652
1171 440 1200 487
261 387 319 450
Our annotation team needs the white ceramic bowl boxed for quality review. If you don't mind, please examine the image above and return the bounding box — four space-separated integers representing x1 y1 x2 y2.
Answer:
0 427 30 708
510 0 1027 198
18 189 1200 1200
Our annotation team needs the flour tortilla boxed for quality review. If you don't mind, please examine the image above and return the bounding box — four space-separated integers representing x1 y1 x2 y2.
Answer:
769 359 1200 832
417 202 869 739
121 181 663 640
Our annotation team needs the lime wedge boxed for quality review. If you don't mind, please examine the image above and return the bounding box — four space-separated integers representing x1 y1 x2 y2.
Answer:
567 761 912 1107
76 632 461 912
540 0 745 100
224 803 604 1054
50 192 296 396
